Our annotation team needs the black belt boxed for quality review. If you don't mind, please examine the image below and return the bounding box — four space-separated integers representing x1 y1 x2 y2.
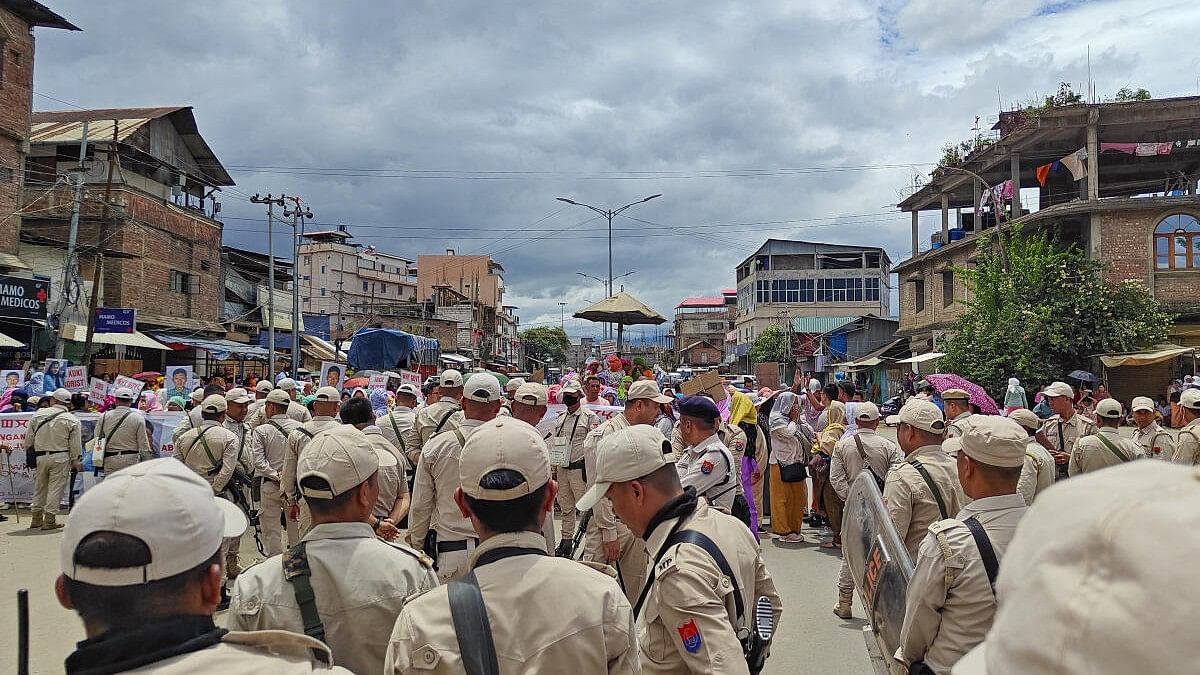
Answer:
566 460 586 471
105 450 140 456
35 449 67 455
437 538 479 553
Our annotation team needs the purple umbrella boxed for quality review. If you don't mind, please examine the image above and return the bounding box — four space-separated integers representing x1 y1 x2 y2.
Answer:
925 373 1000 415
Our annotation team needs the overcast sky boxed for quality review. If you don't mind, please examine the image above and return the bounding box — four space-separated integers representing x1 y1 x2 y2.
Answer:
32 0 1200 339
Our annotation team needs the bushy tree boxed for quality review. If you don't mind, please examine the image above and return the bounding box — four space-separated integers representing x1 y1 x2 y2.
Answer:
749 324 788 364
521 326 570 364
939 227 1172 395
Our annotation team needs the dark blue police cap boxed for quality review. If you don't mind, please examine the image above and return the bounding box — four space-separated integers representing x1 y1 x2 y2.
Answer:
678 395 720 422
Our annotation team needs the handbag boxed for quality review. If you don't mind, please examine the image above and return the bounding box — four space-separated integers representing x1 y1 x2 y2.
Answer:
778 461 808 483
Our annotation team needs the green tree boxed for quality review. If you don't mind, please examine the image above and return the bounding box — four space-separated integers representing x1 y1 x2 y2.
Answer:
749 324 789 364
521 326 570 364
1112 86 1152 102
939 227 1173 395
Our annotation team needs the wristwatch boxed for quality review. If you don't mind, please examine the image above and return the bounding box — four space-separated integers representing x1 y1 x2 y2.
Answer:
372 517 382 531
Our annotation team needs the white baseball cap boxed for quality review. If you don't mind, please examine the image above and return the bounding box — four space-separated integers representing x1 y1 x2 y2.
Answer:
576 426 670 512
440 369 464 388
1130 396 1155 413
265 389 291 405
277 377 298 391
463 373 502 403
314 386 340 402
224 387 253 405
254 380 274 394
953 462 1200 675
942 415 1027 468
61 458 246 586
112 387 136 401
1181 388 1200 410
297 426 396 499
1007 408 1041 431
854 401 880 422
1094 398 1123 419
200 395 227 414
560 381 583 396
885 398 946 434
514 382 549 407
1043 381 1075 398
459 417 551 500
190 387 205 402
397 383 420 397
626 380 673 404
505 377 526 394
52 388 72 403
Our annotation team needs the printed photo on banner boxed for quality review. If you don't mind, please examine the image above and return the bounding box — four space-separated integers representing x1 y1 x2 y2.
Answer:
320 362 346 390
1 369 25 390
63 366 88 391
163 366 194 399
42 358 68 394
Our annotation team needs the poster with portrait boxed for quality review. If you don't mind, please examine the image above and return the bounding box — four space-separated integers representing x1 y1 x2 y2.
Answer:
1 369 25 391
42 359 68 394
320 362 346 390
162 366 194 400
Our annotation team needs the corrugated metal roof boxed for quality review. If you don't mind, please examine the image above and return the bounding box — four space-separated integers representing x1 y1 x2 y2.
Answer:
790 315 862 334
676 297 725 309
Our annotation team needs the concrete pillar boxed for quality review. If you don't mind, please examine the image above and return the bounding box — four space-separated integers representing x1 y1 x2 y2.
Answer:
940 194 949 243
911 210 919 256
972 180 981 230
1087 108 1100 200
1010 152 1021 219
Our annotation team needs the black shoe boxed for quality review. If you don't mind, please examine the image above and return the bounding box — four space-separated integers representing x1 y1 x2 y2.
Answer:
0 514 7 522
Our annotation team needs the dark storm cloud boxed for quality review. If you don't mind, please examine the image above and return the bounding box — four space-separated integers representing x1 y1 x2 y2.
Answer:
31 0 1197 333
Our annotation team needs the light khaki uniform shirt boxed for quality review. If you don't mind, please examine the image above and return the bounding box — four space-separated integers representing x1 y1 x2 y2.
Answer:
171 407 205 449
1038 412 1097 457
830 428 903 500
553 405 600 464
96 406 151 456
676 433 737 512
408 418 485 546
281 416 341 503
175 420 241 493
24 403 82 460
1173 418 1200 464
378 406 417 465
1069 427 1145 475
583 414 635 544
127 630 350 673
401 399 464 457
640 500 783 674
672 423 748 497
1017 440 1056 506
248 400 312 430
228 522 437 675
884 444 969 560
896 494 1027 674
1132 421 1175 460
250 415 301 479
946 412 972 439
385 531 638 674
225 417 273 479
363 425 410 520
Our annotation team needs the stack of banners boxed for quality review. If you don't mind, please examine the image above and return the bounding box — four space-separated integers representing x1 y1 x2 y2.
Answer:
0 411 184 505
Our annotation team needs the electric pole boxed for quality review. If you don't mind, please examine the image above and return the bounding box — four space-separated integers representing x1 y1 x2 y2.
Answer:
282 197 313 376
559 301 566 330
81 121 120 370
53 122 89 358
250 193 285 381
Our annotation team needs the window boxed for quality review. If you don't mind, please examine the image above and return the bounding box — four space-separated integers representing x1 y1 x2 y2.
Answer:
755 280 770 303
799 279 815 302
362 281 369 292
865 277 880 302
707 321 725 331
770 279 800 303
756 255 771 271
320 265 326 274
380 283 388 294
0 167 11 183
169 270 198 294
1155 214 1200 270
914 279 926 313
320 288 327 297
942 270 954 307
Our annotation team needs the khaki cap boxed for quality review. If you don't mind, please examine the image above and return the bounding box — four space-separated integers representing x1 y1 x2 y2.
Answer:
575 425 669 512
265 388 291 405
885 398 946 434
1094 398 1122 419
439 369 464 387
61 458 246 586
1043 381 1074 398
946 415 1027 468
200 394 227 414
855 401 880 421
314 386 340 402
112 387 136 401
52 388 72 403
224 387 253 405
397 383 420 397
1181 389 1200 410
463 373 502 403
297 425 396 499
505 377 526 394
254 380 274 393
459 417 550 500
953 462 1200 675
514 382 548 406
1007 408 1041 431
190 387 205 402
277 378 298 391
1130 396 1155 413
627 380 673 404
941 388 970 401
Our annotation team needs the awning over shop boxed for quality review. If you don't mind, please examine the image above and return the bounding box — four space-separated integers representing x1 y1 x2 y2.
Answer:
841 339 908 369
150 333 270 360
60 323 170 350
137 314 227 334
896 351 945 364
1099 345 1196 368
0 332 24 348
300 335 337 362
440 353 472 366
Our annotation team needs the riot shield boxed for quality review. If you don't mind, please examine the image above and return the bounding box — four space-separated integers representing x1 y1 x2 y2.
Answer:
841 471 913 664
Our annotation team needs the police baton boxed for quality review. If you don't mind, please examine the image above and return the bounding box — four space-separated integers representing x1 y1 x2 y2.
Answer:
17 588 29 675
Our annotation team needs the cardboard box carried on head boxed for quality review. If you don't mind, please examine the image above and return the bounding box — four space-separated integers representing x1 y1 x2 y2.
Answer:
680 370 727 403
529 368 545 384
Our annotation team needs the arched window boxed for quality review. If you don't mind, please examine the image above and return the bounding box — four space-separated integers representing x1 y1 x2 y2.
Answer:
1154 214 1200 270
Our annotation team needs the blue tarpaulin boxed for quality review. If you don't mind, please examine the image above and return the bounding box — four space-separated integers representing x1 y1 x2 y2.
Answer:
347 328 439 370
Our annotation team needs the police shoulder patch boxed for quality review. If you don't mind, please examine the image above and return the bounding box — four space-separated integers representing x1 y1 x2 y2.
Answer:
677 619 703 653
655 553 678 577
700 460 715 474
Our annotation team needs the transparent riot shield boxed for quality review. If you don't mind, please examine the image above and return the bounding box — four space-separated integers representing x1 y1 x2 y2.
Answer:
841 470 914 663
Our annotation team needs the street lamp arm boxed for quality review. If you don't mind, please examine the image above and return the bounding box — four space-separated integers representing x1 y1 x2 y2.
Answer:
613 193 662 215
557 197 610 218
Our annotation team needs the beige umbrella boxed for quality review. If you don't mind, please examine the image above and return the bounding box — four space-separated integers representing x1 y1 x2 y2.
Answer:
573 291 666 351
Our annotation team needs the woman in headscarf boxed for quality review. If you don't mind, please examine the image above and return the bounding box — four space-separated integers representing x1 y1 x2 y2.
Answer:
369 388 390 419
139 390 163 413
1003 377 1027 414
729 391 767 539
617 375 633 404
166 396 187 412
769 391 815 543
817 400 848 548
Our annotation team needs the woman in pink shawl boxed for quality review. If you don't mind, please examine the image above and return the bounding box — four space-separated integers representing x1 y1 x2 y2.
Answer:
139 390 163 412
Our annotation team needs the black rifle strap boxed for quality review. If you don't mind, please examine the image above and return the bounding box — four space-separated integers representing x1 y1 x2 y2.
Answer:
908 459 949 519
963 517 1000 595
854 433 885 489
448 570 500 675
1094 432 1132 463
433 407 458 435
282 541 330 665
633 527 744 626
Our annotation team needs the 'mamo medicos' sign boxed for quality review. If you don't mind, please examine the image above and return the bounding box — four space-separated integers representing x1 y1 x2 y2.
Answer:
0 276 48 320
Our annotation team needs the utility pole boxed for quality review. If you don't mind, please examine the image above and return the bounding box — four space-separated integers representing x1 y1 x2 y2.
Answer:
250 193 285 381
559 301 566 330
81 121 120 371
282 197 313 375
54 122 89 358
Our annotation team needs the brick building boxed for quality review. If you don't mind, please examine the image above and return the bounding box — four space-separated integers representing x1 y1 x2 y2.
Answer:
678 339 723 367
0 1 76 270
417 249 511 363
673 293 737 366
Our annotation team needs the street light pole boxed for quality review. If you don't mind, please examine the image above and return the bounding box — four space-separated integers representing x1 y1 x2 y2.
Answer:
251 193 285 382
283 197 314 376
576 270 636 340
559 301 566 330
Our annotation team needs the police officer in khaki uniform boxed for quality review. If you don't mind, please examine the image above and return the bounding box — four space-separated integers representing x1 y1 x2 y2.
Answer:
23 388 81 530
175 394 244 580
896 416 1029 674
942 389 973 439
581 379 670 601
1035 380 1097 477
675 396 738 513
96 387 152 475
1172 389 1200 464
408 373 503 582
338 396 411 541
497 376 524 418
282 387 343 537
228 425 437 675
246 379 274 423
56 458 350 673
1069 398 1144 475
378 382 420 466
579 425 783 674
225 388 274 479
1130 396 1175 460
883 398 968 560
173 384 225 447
509 381 559 555
402 369 465 456
830 401 903 618
551 381 600 556
1007 408 1055 505
249 389 302 555
385 417 639 674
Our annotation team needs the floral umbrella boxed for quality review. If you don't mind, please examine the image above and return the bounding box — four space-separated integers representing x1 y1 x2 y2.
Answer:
925 373 1000 415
